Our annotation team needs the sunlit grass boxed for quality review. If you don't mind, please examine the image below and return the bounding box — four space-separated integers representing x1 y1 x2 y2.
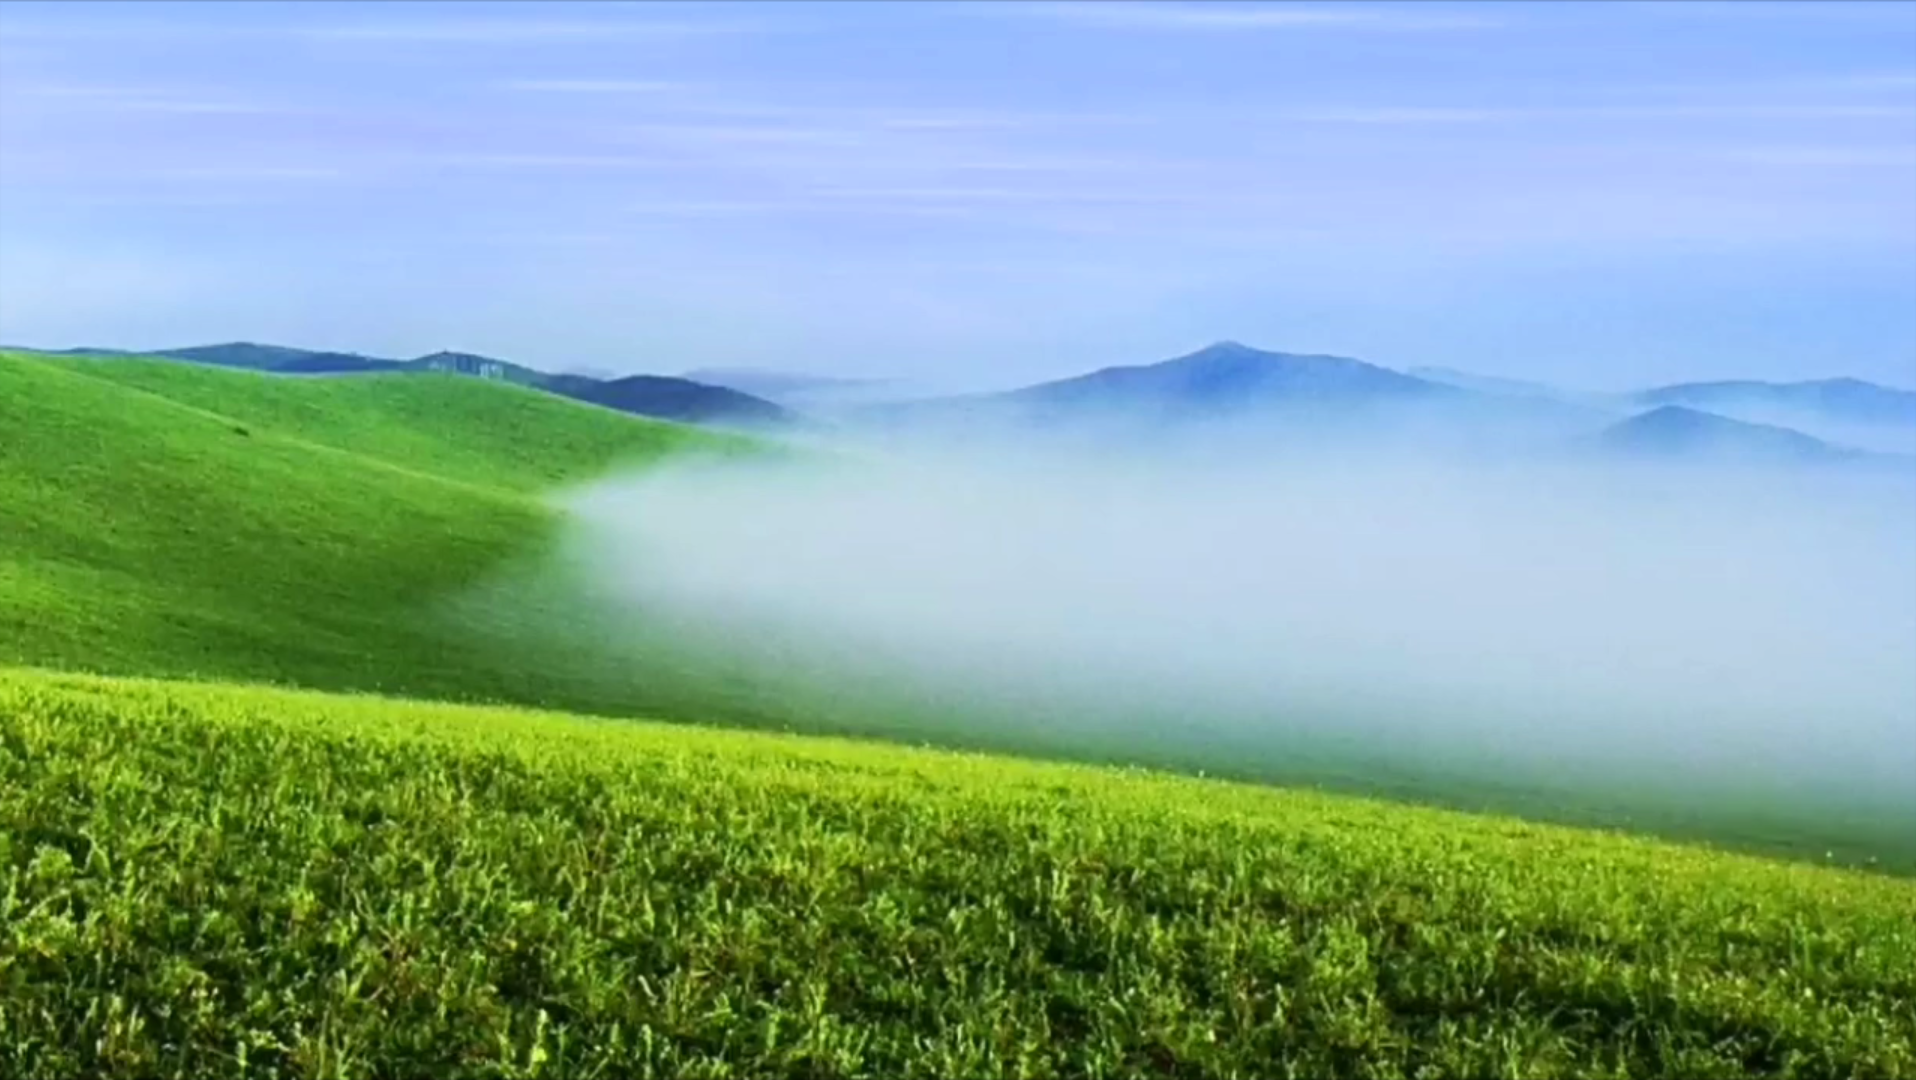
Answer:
4 668 1913 1078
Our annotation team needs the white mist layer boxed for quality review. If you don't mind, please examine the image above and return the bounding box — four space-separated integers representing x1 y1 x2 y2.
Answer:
562 446 1916 810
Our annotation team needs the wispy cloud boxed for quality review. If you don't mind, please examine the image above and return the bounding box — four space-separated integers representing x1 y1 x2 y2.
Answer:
0 20 240 42
0 15 764 45
1289 107 1509 124
871 108 1145 130
621 123 868 148
147 165 348 181
1281 102 1916 124
625 199 798 217
427 152 687 170
1619 0 1916 23
811 186 1190 206
1020 2 1499 31
499 79 689 94
1712 145 1916 167
495 79 1135 130
1617 71 1916 95
1846 72 1916 90
302 19 759 43
1614 104 1916 119
944 155 1196 173
3 83 285 115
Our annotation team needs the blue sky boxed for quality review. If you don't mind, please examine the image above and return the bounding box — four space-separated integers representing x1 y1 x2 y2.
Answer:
1 0 1912 391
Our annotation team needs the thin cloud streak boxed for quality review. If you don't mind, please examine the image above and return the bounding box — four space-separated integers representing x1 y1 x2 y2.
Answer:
1284 103 1916 123
811 186 1193 206
3 83 288 115
301 20 761 43
1711 145 1916 167
1021 2 1501 31
1290 107 1507 124
499 79 689 94
621 123 869 147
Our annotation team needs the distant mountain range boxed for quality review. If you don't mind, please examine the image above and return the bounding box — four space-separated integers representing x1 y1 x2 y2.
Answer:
20 337 1915 469
30 342 798 430
1630 378 1916 428
858 341 1914 468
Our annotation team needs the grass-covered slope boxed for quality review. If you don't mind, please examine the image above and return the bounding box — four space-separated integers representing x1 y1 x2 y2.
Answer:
19 351 721 492
4 668 1913 1079
0 350 739 703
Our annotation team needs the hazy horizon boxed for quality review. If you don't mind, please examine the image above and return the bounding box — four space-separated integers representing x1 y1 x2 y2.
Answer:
8 335 1916 401
3 0 1914 393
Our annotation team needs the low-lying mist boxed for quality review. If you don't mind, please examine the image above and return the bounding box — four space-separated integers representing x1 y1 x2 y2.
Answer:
545 435 1916 855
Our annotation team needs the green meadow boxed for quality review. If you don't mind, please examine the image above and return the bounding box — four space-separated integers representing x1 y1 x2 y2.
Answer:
3 349 1913 1077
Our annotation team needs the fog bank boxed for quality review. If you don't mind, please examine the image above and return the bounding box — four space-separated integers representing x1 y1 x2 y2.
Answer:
557 442 1916 828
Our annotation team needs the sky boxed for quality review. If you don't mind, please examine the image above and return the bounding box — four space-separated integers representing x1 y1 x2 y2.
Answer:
1 0 1913 392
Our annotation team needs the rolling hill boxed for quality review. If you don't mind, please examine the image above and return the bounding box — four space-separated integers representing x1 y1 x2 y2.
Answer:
6 345 1916 1075
29 341 798 429
6 346 1908 870
152 340 328 370
0 350 759 713
407 348 550 385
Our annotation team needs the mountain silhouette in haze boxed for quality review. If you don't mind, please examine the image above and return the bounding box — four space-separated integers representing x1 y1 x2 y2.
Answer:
866 341 1463 435
683 367 899 413
1633 378 1916 428
1409 366 1578 401
683 368 884 398
25 336 1910 457
858 341 1580 453
158 342 323 370
541 374 797 428
1592 405 1857 465
1005 341 1454 414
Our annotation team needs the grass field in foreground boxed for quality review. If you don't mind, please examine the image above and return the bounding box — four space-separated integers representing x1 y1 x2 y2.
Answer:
4 668 1913 1079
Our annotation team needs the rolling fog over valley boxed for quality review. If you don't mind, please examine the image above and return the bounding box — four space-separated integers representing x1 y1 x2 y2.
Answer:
551 440 1916 832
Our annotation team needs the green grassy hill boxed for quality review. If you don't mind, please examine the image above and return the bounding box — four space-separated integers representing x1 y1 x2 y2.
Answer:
5 347 1916 1076
0 350 745 708
4 668 1913 1078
